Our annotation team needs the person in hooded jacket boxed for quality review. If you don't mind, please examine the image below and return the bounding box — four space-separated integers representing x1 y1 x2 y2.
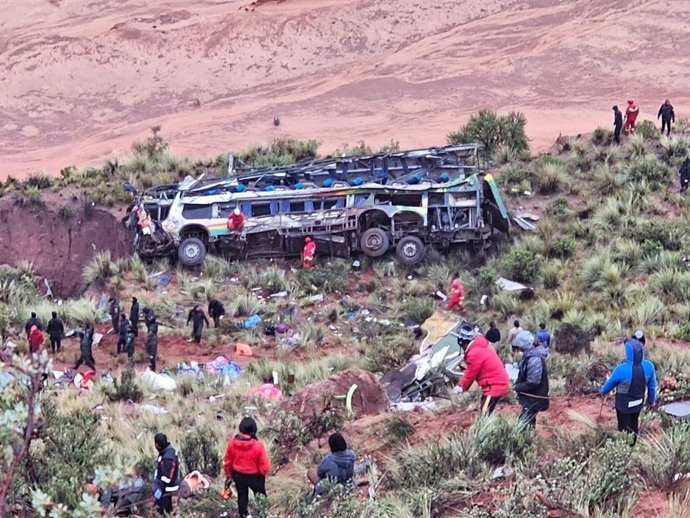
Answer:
307 433 356 496
657 99 675 136
208 299 226 328
536 323 551 348
146 314 159 371
454 325 510 416
679 157 690 193
624 99 640 134
223 417 270 518
152 433 180 515
513 330 550 428
28 325 44 354
600 335 657 444
46 311 64 353
109 298 121 335
75 324 96 370
117 314 132 355
187 305 210 344
612 105 623 144
130 297 140 338
447 279 465 312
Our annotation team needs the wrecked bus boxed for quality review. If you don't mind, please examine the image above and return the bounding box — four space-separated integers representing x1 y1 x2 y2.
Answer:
128 173 511 267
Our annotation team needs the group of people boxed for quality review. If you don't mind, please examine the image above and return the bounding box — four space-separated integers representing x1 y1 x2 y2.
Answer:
107 297 159 370
454 320 657 440
612 98 677 143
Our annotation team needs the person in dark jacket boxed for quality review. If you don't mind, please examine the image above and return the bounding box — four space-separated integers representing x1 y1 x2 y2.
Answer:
657 99 675 136
187 305 209 344
143 307 156 330
146 315 159 371
208 299 226 328
46 311 65 353
485 321 501 347
24 312 43 338
600 336 657 444
109 298 121 335
74 324 96 370
130 297 140 338
118 314 134 357
152 433 180 515
536 323 551 348
223 417 270 518
612 105 623 144
307 433 356 496
679 157 690 193
513 331 550 429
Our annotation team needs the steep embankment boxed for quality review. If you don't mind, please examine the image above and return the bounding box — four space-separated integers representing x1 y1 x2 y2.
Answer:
0 197 130 297
2 0 690 177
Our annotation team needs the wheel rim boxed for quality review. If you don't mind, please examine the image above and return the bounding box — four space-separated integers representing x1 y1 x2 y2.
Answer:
365 234 383 250
401 242 419 258
184 243 200 260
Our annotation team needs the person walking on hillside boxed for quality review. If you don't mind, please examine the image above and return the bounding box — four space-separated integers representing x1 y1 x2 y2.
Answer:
485 321 501 347
208 299 226 328
307 432 356 496
187 305 209 344
447 278 465 312
600 334 657 445
28 325 44 354
152 433 180 515
536 322 551 348
109 298 121 335
453 324 509 416
302 236 316 268
47 311 64 353
624 99 640 134
24 312 43 338
223 417 270 518
130 297 140 338
513 330 550 428
507 320 523 349
146 313 159 371
657 99 675 136
118 313 133 356
75 324 96 371
612 105 623 144
679 157 690 193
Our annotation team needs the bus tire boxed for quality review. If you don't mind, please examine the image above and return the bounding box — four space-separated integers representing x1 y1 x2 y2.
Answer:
396 235 426 265
360 228 390 257
178 237 207 267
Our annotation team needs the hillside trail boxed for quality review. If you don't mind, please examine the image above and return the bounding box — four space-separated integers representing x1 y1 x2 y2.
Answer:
2 0 689 178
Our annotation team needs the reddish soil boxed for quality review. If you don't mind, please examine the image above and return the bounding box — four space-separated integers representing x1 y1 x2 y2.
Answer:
3 0 690 177
278 368 388 419
0 196 130 297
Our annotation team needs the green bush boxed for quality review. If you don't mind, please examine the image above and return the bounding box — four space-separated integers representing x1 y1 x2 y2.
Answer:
109 367 143 403
397 296 434 324
469 416 535 466
549 236 576 259
448 110 528 154
498 246 541 283
636 119 659 140
180 426 222 477
592 127 614 146
365 329 417 373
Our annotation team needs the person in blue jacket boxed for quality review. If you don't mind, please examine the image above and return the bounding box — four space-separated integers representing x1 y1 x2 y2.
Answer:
536 323 551 347
600 334 657 444
307 433 356 496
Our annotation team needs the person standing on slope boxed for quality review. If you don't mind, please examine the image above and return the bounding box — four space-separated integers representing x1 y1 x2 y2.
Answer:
679 157 690 193
75 324 96 371
130 297 140 338
109 298 121 336
187 304 210 344
447 278 465 312
208 299 226 328
513 330 550 429
624 99 640 134
28 325 44 354
612 105 623 144
453 324 509 416
152 433 180 515
600 334 657 445
303 236 316 268
47 311 64 353
146 313 159 371
657 98 675 136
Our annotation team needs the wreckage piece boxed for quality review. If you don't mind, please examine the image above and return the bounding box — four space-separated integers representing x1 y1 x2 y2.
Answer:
659 401 690 419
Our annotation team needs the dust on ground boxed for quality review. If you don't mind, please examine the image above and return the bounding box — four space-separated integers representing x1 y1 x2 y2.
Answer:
3 0 690 177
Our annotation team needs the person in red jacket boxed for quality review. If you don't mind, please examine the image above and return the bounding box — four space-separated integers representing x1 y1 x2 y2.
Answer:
28 325 44 354
454 324 509 416
624 99 639 134
303 236 316 268
227 207 246 238
223 417 270 518
447 278 465 312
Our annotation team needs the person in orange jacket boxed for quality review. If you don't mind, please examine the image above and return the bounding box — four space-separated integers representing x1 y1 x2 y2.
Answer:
28 325 44 354
453 324 509 416
624 99 640 134
223 417 270 518
447 278 465 312
303 236 316 268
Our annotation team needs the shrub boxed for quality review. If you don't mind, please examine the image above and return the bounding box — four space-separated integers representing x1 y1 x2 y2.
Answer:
592 126 614 146
636 119 659 140
242 138 320 166
396 296 434 324
109 367 143 403
541 261 560 289
26 174 54 190
297 262 350 294
385 415 415 442
622 153 671 187
83 251 119 286
448 110 528 154
549 237 576 259
535 161 570 194
180 426 222 477
469 416 536 466
553 323 592 355
498 246 541 283
365 329 417 373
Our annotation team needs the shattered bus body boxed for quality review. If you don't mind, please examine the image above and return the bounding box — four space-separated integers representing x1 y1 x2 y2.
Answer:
129 172 511 267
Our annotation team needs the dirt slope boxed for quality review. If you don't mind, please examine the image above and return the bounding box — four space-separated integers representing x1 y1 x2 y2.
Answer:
2 0 690 177
0 197 130 297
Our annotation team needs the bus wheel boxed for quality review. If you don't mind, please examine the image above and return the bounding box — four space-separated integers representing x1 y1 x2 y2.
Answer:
360 228 390 257
396 236 426 265
178 237 206 267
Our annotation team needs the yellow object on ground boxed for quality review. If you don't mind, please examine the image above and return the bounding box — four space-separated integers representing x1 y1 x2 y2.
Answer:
420 311 460 352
